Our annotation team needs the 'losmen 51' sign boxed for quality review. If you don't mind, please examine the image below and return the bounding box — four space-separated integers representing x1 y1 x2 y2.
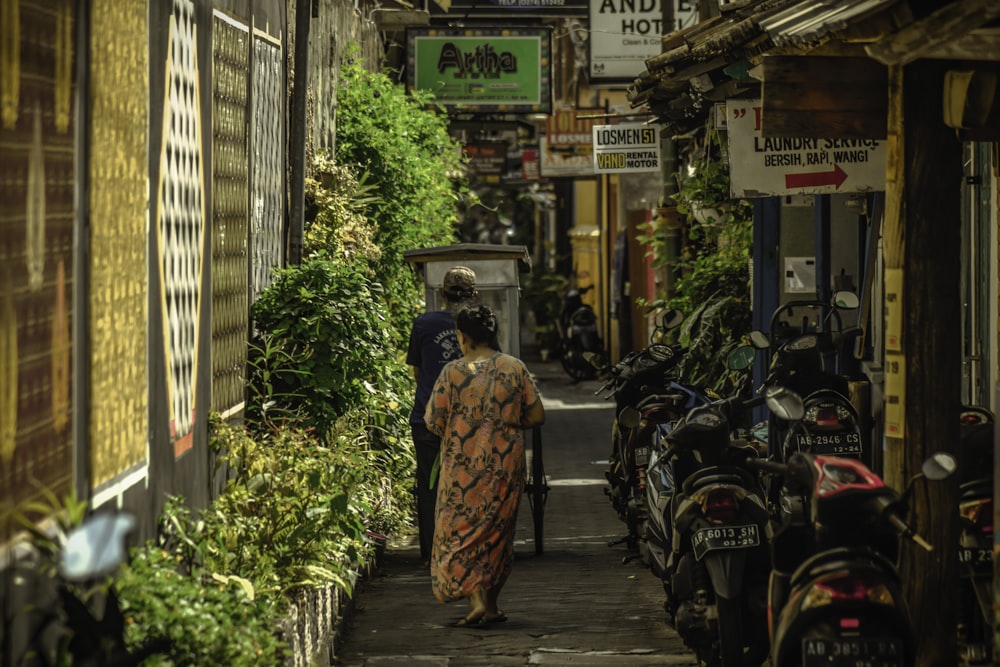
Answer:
592 123 661 173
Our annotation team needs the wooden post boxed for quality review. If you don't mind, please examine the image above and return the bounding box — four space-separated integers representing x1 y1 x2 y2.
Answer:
883 60 963 665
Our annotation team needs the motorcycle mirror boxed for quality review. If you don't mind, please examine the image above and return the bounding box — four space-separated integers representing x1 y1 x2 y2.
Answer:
748 330 770 350
656 309 685 332
60 513 137 581
763 386 805 422
619 406 642 429
921 452 957 481
831 291 860 309
726 345 755 371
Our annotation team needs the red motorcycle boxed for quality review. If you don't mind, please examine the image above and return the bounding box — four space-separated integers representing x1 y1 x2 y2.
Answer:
748 450 956 667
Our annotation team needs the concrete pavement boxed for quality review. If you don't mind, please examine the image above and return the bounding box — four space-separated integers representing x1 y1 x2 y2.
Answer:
333 350 697 666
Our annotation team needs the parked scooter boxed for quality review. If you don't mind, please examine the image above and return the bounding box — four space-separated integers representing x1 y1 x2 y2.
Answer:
663 382 804 667
747 449 956 667
636 380 712 576
642 345 756 586
597 309 686 552
556 285 606 381
750 291 864 467
956 405 995 666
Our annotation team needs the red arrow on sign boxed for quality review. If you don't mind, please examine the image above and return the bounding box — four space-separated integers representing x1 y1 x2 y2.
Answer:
785 163 848 190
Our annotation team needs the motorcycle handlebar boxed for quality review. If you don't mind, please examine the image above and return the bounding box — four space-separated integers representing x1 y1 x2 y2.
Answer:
885 511 933 552
744 457 787 476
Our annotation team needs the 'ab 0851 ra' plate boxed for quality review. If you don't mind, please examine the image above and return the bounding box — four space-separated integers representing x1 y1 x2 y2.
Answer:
691 524 759 561
802 637 903 667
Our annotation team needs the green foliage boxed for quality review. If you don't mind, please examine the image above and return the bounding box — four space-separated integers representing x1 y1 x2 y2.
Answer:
672 295 752 397
304 155 382 266
334 53 468 344
249 255 404 442
637 124 754 394
117 542 286 666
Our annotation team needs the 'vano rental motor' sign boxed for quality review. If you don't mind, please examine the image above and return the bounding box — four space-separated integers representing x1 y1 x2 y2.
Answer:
591 123 661 173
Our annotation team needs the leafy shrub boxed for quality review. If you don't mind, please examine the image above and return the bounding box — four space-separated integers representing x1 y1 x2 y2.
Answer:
304 156 381 266
117 542 287 667
334 53 468 344
638 124 753 393
248 256 402 442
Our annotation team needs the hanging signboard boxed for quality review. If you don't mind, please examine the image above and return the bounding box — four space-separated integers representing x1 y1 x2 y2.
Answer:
727 98 887 197
464 141 508 176
406 28 552 113
592 123 661 173
428 0 588 18
522 147 541 181
540 108 601 177
588 0 698 83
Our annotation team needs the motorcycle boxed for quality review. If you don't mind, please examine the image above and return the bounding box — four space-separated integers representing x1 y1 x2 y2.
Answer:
747 449 956 667
956 405 994 666
556 285 606 381
749 291 865 467
640 381 712 579
643 344 757 589
750 292 871 514
597 309 686 552
663 381 804 667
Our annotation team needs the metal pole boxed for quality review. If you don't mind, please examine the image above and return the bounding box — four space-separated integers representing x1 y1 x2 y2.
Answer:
287 0 313 264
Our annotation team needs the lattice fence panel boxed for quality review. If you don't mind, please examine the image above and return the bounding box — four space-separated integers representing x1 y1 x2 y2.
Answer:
210 14 249 415
250 34 284 307
157 0 203 453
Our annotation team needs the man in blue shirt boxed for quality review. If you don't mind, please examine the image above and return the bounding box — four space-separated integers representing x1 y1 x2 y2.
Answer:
406 266 478 566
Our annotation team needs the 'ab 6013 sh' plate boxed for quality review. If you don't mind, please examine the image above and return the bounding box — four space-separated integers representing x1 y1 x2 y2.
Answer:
802 637 903 667
691 524 759 561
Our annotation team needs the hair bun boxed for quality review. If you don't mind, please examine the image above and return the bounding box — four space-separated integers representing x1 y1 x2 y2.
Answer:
472 305 498 335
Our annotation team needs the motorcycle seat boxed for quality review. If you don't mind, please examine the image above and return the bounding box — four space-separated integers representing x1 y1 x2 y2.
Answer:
789 546 899 591
681 466 758 496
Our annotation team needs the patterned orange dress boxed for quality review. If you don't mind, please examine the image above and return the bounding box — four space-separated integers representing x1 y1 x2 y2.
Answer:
424 352 541 603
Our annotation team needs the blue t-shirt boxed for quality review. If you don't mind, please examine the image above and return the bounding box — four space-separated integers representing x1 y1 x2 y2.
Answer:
406 310 463 424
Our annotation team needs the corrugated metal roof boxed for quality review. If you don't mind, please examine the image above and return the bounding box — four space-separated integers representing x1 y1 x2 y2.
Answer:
759 0 896 46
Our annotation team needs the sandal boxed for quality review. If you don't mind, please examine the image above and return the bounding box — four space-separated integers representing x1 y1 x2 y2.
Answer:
452 613 485 628
480 611 508 625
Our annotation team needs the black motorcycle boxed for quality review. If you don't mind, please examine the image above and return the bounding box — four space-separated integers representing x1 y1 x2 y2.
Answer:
957 405 994 666
556 285 606 381
663 383 804 667
597 309 685 553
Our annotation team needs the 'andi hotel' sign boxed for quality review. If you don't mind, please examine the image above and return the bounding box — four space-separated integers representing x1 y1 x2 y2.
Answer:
406 28 552 113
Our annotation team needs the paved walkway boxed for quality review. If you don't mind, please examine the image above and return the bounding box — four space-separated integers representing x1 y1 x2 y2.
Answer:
333 350 697 666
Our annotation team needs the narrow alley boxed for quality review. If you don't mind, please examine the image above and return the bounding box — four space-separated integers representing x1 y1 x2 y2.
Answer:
334 352 696 666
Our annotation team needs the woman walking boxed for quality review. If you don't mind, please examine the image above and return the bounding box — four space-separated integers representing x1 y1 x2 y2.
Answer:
425 305 545 627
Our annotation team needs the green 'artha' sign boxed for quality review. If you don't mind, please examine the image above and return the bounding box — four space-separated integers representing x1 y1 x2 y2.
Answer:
406 28 552 113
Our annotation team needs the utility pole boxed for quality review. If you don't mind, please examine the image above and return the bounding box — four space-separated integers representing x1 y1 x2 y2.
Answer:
882 61 962 667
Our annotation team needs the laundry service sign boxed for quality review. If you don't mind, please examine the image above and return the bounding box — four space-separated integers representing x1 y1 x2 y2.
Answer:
406 28 552 113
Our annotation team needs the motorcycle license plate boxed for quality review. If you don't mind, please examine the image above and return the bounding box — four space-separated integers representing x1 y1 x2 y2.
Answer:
634 446 649 466
691 524 759 561
795 432 862 455
802 637 903 667
959 547 993 570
